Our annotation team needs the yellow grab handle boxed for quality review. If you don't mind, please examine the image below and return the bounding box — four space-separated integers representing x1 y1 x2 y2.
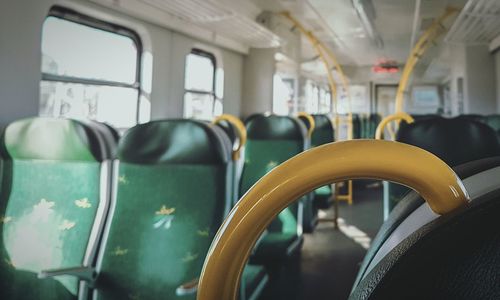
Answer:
197 140 469 300
297 112 316 138
213 114 247 160
375 112 415 140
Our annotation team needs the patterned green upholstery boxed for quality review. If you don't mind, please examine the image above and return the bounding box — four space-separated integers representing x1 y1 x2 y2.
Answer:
0 117 106 299
95 120 232 300
309 114 334 209
240 115 305 262
215 120 270 300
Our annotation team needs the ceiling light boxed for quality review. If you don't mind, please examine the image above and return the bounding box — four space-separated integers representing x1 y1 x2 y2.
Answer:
351 0 384 49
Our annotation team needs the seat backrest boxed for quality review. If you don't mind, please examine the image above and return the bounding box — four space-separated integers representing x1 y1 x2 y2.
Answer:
311 114 334 147
458 113 487 124
240 114 306 195
396 116 500 166
351 189 500 299
388 116 500 211
214 119 245 207
82 121 119 159
367 114 381 139
240 114 307 233
95 120 232 299
353 157 500 292
352 114 361 139
0 117 109 299
240 114 306 234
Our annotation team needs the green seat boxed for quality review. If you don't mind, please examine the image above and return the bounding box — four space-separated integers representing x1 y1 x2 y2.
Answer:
94 120 233 300
387 116 500 212
309 114 335 209
215 119 269 300
352 114 361 139
367 114 381 139
296 115 321 232
240 114 305 262
0 117 109 300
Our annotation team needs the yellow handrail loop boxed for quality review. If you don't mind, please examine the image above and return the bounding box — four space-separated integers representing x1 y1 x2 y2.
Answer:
297 112 316 138
197 140 469 300
375 112 415 140
395 7 458 113
213 114 247 161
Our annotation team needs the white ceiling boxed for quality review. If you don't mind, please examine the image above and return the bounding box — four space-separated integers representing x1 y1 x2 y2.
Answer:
249 0 469 82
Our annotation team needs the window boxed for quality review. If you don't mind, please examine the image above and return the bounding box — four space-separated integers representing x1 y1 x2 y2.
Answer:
183 49 223 120
318 88 331 114
40 7 142 129
304 80 322 114
272 74 295 116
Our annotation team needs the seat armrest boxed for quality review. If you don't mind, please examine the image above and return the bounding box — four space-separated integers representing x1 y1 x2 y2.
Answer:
176 278 199 296
38 266 96 286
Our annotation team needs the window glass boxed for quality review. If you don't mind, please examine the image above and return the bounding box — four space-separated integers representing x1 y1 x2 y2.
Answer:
183 50 222 120
318 88 331 114
40 81 138 128
42 16 137 84
272 74 294 116
184 92 215 120
39 10 141 129
185 53 215 92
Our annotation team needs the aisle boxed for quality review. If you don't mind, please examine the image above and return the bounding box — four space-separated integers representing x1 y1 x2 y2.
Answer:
259 180 384 300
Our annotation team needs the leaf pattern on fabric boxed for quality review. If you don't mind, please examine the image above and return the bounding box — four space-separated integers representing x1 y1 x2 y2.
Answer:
4 258 15 268
197 228 209 237
266 161 278 171
153 215 174 230
0 216 12 223
118 175 128 184
182 252 198 263
111 246 128 256
32 198 55 222
59 220 76 231
74 198 91 208
155 205 175 215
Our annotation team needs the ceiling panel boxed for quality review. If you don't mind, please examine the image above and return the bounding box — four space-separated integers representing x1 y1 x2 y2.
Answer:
445 0 500 45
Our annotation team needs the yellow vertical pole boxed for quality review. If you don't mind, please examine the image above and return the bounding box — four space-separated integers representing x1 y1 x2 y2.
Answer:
280 12 339 138
395 7 458 113
280 12 354 211
318 39 354 205
318 43 353 140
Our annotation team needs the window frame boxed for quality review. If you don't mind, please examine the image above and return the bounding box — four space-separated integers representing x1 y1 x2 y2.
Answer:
41 5 143 123
183 48 220 118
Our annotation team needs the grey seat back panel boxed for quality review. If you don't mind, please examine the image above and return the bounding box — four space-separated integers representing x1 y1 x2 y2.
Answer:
362 165 500 278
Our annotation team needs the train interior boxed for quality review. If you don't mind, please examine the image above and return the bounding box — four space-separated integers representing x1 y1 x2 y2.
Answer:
1 0 500 299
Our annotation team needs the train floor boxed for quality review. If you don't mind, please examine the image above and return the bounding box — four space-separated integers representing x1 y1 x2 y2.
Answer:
259 180 384 300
